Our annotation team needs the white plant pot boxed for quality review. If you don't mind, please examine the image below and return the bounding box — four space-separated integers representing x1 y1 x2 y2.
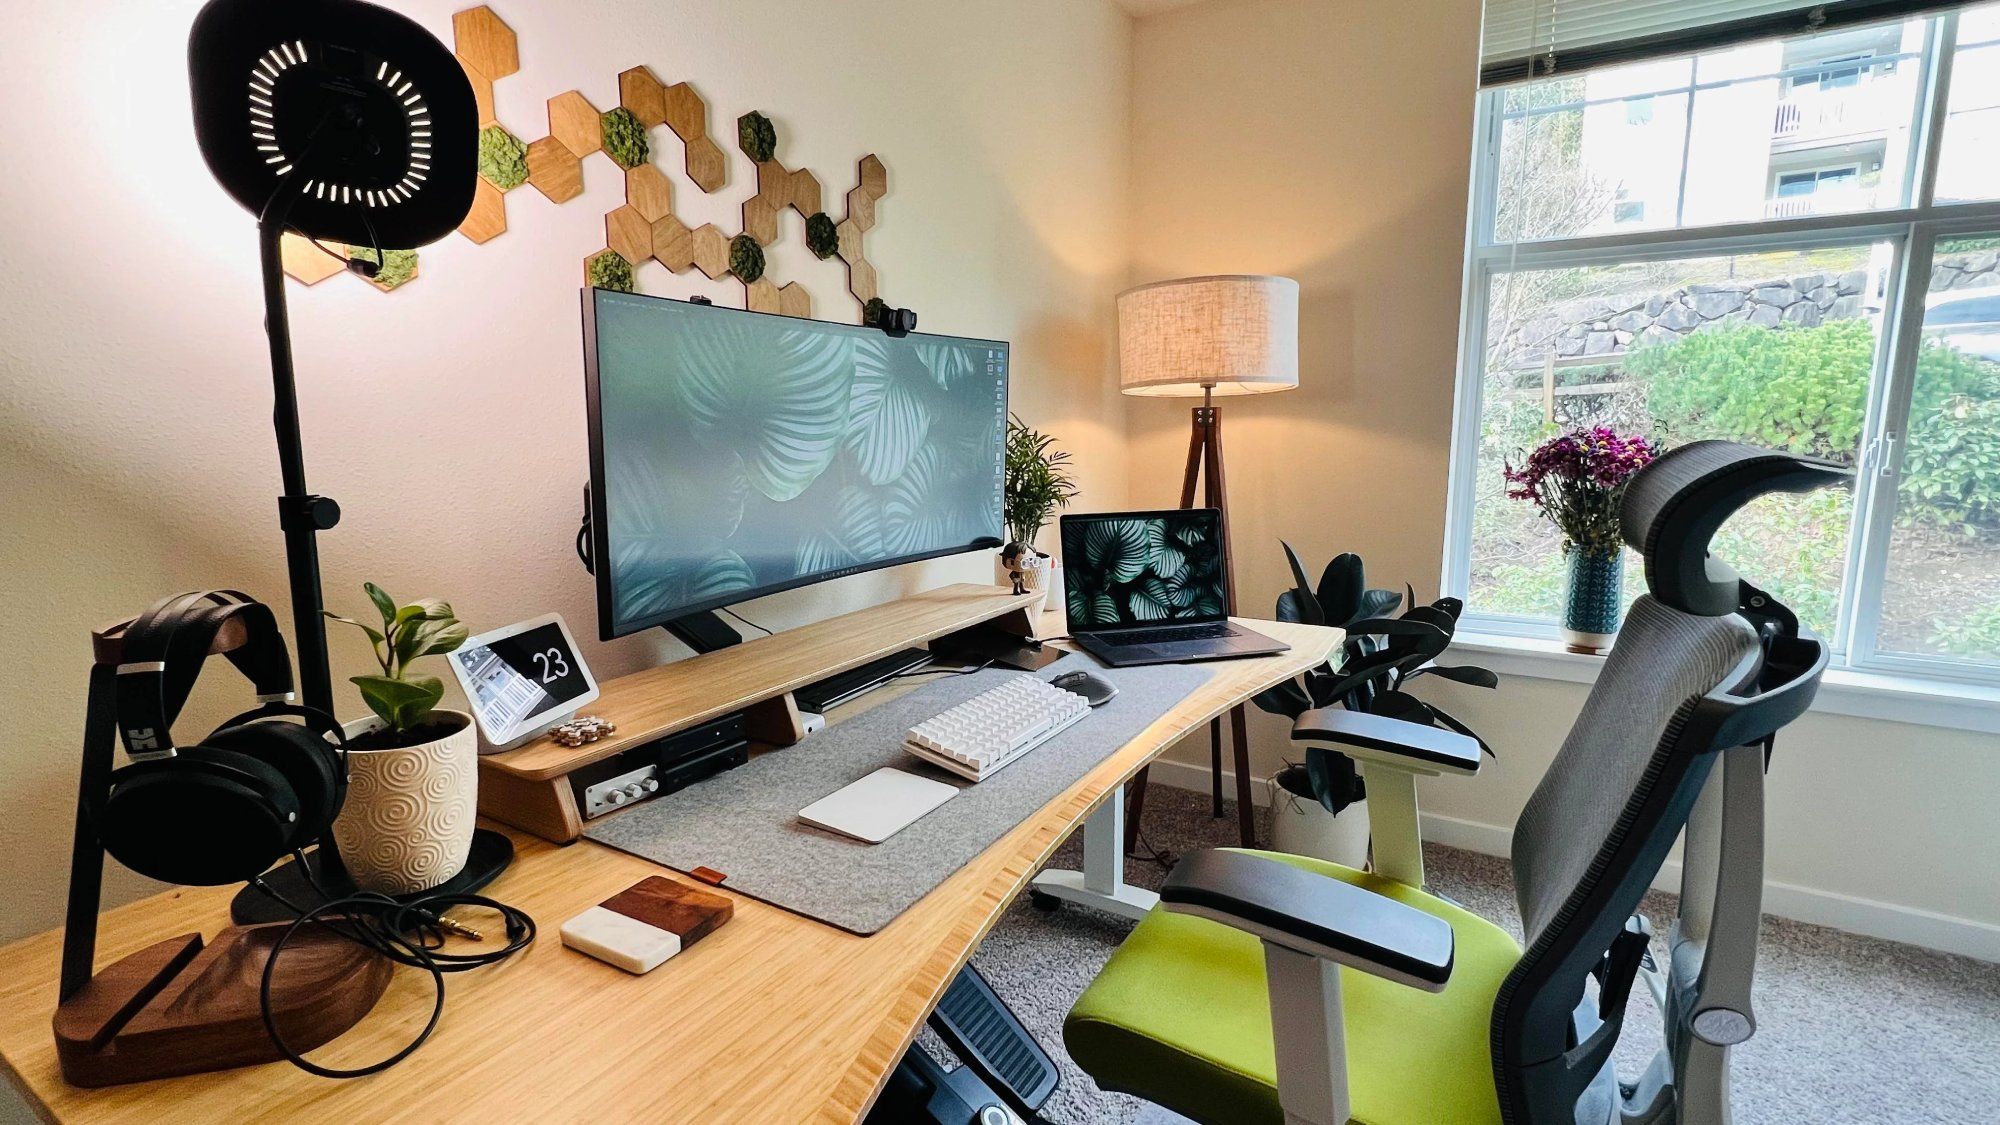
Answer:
1268 783 1372 869
333 709 479 894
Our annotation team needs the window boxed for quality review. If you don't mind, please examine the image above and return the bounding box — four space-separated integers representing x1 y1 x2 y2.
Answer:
1449 6 2000 685
1775 167 1858 196
1791 53 1873 91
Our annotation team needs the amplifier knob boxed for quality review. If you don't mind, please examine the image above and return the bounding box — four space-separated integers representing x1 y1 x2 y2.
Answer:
604 788 628 807
622 783 647 800
641 777 661 793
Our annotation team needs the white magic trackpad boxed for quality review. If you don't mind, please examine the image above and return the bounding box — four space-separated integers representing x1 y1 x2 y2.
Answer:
798 767 958 844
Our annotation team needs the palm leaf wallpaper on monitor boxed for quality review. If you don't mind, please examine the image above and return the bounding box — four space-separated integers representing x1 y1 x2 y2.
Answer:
1064 512 1226 627
586 291 1009 638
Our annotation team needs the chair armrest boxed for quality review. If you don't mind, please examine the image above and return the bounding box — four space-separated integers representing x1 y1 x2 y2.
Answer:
1160 849 1453 992
1291 707 1481 776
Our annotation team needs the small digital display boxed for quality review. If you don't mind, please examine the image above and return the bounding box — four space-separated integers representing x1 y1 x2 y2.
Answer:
453 622 590 733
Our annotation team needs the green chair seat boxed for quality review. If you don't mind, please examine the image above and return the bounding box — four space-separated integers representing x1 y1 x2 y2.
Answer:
1064 850 1521 1125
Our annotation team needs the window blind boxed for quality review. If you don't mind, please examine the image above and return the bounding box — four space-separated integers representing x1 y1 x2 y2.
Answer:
1480 0 1967 86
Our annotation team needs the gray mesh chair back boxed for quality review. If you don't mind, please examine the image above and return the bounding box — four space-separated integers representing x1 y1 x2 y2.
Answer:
1491 441 1846 1125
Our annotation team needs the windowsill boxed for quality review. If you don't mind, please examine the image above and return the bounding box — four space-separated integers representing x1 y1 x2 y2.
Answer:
1451 631 2000 735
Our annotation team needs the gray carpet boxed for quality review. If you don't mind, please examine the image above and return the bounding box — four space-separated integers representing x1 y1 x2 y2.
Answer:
943 784 2000 1124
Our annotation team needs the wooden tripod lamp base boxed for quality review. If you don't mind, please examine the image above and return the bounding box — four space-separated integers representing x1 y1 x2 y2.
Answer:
1125 399 1258 849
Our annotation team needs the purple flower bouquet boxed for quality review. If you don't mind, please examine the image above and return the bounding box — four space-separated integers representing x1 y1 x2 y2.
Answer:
1504 428 1659 560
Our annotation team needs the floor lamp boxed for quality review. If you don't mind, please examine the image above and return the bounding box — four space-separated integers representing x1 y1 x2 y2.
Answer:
1116 275 1300 849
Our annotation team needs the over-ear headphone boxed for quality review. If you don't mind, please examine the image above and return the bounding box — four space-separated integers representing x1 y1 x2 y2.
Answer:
95 590 348 886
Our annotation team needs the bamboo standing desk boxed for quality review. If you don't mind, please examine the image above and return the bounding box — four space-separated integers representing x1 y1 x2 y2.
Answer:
0 617 1338 1124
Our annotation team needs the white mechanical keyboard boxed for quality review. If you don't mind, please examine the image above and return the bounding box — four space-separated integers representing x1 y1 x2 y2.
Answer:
904 675 1093 782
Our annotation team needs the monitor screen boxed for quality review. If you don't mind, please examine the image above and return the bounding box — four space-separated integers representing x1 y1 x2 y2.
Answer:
1060 509 1228 631
584 290 1009 639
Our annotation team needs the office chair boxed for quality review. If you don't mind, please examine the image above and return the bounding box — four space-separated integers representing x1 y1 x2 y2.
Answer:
1063 441 1846 1125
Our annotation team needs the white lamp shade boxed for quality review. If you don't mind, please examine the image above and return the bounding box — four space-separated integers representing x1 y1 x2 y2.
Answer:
1117 274 1300 397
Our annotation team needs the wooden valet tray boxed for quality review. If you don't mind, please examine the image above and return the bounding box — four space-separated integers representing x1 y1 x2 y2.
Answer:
53 922 391 1087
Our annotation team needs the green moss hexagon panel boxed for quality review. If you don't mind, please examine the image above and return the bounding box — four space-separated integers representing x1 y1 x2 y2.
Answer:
586 249 637 293
737 111 777 163
346 245 419 291
805 212 839 260
729 234 766 284
600 108 651 170
477 125 529 190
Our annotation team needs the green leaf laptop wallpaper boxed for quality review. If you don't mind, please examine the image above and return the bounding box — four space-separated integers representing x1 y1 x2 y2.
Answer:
592 294 1007 633
1065 513 1227 627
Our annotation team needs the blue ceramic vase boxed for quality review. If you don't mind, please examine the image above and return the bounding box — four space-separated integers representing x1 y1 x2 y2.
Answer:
1562 548 1623 653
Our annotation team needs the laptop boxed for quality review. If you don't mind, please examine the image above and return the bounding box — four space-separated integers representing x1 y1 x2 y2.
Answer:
1058 509 1289 667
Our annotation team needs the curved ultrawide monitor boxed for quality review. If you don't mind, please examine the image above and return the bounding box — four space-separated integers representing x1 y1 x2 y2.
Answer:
583 290 1009 640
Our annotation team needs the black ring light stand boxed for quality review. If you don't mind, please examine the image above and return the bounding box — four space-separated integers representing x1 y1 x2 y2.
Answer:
181 0 512 923
189 0 478 714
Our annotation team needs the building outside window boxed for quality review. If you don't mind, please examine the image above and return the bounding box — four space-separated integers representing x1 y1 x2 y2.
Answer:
1447 5 2000 683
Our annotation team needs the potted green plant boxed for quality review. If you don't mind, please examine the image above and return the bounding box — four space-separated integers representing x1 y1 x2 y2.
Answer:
324 583 477 893
1504 427 1659 653
1001 414 1080 603
1253 547 1498 866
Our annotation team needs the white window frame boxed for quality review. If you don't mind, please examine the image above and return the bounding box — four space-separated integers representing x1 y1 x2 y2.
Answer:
1443 8 2000 692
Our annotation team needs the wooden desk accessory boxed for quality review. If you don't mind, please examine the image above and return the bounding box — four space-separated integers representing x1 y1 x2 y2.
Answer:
559 876 732 974
53 925 391 1088
54 615 392 1088
478 584 1045 843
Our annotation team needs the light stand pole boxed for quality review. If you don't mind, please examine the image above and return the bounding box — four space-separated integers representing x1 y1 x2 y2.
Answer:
255 159 343 711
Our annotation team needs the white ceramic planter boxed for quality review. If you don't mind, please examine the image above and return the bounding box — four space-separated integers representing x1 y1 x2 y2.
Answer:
333 709 478 894
1268 781 1372 869
1041 564 1065 617
994 550 1052 611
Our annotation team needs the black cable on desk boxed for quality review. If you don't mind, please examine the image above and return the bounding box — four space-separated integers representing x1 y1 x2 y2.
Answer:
249 862 535 1079
887 657 997 681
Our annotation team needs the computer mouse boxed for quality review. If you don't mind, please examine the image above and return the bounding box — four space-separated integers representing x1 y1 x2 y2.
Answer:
1050 670 1118 707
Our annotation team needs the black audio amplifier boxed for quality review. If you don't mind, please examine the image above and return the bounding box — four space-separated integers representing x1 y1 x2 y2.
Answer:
570 713 749 820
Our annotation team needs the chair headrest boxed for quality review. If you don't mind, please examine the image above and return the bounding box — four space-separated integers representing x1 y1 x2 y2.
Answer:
1621 440 1850 616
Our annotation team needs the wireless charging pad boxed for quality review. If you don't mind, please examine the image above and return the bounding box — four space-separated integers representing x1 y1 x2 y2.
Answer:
228 828 515 925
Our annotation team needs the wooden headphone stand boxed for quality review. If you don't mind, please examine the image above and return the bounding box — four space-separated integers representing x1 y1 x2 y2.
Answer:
53 616 390 1088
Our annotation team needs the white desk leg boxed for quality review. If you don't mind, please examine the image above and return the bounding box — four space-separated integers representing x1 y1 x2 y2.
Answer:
1029 784 1161 921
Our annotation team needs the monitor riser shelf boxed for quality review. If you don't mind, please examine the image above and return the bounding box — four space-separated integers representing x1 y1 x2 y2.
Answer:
477 583 1048 843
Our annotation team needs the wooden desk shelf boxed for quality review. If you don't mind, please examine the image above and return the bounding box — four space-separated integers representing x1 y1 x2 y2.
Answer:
477 584 1045 842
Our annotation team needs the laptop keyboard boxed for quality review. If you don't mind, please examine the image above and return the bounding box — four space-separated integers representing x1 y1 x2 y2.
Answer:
1109 622 1235 646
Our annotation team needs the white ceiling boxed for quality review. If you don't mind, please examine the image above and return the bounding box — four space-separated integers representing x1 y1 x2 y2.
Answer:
1113 0 1214 18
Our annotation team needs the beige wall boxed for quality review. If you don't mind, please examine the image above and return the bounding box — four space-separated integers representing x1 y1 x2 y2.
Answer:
1126 0 1482 778
0 0 1133 943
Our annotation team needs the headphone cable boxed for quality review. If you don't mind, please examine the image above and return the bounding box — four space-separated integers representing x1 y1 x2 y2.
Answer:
249 864 535 1079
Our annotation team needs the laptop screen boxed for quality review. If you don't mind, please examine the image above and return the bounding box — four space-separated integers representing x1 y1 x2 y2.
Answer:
1060 509 1228 632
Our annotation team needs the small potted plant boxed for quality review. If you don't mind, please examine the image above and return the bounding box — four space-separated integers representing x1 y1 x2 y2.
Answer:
324 583 477 894
1504 427 1659 653
1001 414 1080 605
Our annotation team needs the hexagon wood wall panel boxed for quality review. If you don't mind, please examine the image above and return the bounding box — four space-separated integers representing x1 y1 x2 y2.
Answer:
289 5 892 323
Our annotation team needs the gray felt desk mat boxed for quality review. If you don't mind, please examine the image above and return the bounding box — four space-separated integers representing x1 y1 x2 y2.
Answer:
584 654 1214 934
